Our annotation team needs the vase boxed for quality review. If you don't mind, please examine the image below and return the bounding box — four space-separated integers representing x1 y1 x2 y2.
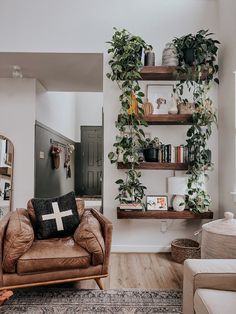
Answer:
142 100 154 115
168 93 178 115
144 51 155 66
162 43 178 66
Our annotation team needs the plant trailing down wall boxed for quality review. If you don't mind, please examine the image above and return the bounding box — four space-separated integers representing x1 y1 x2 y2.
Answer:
107 28 152 205
172 29 220 213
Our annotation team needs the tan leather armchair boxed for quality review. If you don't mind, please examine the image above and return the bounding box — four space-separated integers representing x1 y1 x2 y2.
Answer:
183 259 236 314
0 200 112 293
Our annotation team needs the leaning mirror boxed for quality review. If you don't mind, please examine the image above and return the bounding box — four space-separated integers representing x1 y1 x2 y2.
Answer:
0 135 13 219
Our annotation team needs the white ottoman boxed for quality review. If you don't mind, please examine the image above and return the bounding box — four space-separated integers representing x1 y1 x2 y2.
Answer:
202 212 236 258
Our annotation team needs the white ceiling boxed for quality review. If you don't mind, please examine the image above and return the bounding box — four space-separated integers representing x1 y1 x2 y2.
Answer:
0 52 103 92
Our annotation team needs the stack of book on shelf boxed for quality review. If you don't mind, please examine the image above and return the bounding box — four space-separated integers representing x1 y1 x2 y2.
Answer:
159 144 188 163
119 203 144 211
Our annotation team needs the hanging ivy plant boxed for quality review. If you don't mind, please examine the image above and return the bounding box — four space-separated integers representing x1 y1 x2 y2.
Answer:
107 28 152 205
172 29 220 213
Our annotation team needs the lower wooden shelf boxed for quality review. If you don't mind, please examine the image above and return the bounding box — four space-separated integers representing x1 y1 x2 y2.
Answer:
117 162 188 170
117 208 213 220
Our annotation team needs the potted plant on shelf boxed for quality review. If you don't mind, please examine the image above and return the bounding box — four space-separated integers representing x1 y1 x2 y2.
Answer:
171 29 219 214
142 137 160 162
172 29 220 71
116 169 146 210
107 28 152 207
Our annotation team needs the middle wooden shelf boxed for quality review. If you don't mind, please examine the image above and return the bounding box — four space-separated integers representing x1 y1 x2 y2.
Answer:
117 162 188 170
144 114 193 125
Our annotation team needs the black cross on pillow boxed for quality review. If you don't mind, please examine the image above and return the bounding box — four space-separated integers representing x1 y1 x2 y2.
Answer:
32 192 80 239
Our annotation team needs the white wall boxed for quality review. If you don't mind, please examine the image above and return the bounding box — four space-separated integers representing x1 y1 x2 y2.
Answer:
75 92 103 142
218 0 236 216
102 1 219 252
0 78 36 209
36 83 77 141
36 87 103 142
0 0 219 251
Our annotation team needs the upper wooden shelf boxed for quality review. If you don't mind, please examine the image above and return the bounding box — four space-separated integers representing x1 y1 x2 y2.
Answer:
140 66 208 81
140 66 177 80
144 114 193 125
117 162 188 171
117 208 214 220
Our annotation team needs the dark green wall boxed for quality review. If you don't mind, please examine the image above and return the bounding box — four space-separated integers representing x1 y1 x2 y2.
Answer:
35 122 75 198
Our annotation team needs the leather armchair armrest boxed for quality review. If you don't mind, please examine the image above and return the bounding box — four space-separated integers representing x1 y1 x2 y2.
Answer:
0 213 11 287
90 209 113 275
183 259 236 314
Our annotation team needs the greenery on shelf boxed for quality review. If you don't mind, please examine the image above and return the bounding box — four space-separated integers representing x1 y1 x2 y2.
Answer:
107 28 151 205
172 29 220 213
142 137 160 149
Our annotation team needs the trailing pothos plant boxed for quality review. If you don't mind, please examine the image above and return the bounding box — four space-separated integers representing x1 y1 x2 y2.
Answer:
107 28 152 205
172 30 220 213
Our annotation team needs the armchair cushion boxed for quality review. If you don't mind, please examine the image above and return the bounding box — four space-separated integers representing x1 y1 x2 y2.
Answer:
194 289 236 314
17 236 90 274
31 192 80 240
3 209 34 273
74 210 105 266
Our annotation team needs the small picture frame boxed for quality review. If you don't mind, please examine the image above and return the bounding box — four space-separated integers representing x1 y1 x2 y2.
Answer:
146 84 174 114
146 195 168 211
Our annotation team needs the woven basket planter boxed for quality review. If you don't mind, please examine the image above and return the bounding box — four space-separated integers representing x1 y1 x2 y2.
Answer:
171 238 200 263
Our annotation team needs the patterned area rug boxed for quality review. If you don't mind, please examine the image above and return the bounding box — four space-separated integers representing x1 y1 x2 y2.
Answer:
1 285 182 314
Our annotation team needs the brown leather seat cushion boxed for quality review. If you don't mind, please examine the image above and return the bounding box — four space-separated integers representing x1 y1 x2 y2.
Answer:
3 209 34 273
74 210 105 266
17 236 90 274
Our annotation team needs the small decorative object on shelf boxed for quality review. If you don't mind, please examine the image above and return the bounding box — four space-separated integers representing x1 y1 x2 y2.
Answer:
168 176 188 211
144 49 155 66
168 93 178 115
177 102 195 114
119 203 143 211
142 99 154 115
147 84 174 114
146 195 168 211
162 43 178 66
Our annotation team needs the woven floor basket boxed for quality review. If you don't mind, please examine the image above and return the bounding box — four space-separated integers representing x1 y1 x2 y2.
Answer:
171 238 201 263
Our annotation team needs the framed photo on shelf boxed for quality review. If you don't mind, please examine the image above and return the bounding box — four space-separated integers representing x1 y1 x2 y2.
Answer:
146 84 174 114
146 195 168 211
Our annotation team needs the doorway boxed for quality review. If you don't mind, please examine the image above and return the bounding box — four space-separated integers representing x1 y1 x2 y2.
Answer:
77 126 103 197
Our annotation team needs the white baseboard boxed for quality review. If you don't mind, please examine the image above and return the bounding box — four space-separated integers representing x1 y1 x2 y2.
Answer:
111 245 171 253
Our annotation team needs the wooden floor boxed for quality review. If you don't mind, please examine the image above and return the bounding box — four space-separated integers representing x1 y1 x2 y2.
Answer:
78 253 183 290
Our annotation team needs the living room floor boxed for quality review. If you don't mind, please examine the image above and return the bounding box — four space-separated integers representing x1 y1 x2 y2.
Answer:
78 253 183 290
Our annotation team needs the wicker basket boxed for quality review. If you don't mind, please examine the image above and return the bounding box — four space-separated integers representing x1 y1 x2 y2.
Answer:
171 238 200 263
177 102 195 114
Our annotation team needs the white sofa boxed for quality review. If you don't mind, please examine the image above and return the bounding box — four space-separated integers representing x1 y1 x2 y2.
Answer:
183 259 236 314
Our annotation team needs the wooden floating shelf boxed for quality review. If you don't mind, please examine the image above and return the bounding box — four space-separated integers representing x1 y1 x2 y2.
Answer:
117 208 214 220
140 66 208 81
117 162 188 170
0 167 11 176
140 66 177 80
144 114 193 125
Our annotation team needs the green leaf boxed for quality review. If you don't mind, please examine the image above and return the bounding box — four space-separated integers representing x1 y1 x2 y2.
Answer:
108 152 115 160
115 179 124 184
